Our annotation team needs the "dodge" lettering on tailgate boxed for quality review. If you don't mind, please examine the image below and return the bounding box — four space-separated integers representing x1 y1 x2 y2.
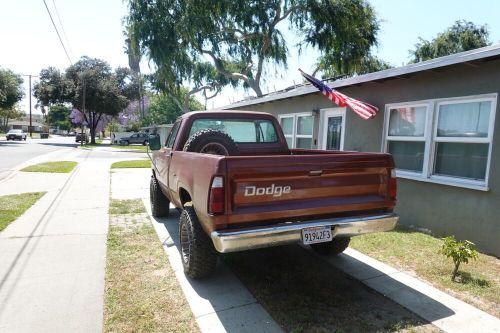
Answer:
244 184 291 197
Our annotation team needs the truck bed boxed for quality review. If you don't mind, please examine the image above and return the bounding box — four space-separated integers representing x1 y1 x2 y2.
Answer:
179 149 395 231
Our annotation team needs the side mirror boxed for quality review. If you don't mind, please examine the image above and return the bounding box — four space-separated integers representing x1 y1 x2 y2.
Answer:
149 134 161 151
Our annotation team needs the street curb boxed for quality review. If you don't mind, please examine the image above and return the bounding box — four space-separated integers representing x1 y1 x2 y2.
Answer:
142 198 283 333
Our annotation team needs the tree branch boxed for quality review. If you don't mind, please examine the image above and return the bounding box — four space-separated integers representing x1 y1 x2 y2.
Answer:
201 49 250 82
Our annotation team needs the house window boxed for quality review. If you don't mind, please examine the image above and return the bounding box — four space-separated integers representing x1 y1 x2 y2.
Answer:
386 105 428 173
383 95 497 190
279 113 314 148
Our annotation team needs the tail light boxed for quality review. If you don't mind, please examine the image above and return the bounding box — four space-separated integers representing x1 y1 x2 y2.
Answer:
209 176 225 214
389 169 397 200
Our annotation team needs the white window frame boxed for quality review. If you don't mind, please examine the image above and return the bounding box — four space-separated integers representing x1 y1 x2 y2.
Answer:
382 93 497 191
279 112 314 149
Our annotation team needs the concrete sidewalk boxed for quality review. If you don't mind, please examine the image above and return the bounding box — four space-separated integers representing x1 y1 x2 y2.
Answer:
0 150 111 332
110 168 282 333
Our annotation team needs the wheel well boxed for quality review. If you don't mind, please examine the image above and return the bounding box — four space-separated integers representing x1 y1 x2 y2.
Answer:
179 188 192 207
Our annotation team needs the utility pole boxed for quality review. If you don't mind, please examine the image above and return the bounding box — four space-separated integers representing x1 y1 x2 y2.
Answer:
29 75 32 138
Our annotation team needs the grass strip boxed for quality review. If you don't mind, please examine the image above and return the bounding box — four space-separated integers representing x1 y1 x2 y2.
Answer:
350 228 500 317
104 212 199 333
0 192 46 231
111 145 149 152
224 245 439 332
111 159 151 169
109 199 147 215
21 161 77 173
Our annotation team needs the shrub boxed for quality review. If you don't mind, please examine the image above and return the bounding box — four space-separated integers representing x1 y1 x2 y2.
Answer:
439 236 479 282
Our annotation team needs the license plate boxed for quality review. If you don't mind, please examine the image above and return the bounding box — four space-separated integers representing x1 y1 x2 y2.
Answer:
302 226 332 245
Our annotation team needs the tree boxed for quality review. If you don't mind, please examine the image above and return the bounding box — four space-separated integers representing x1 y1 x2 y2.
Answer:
145 90 204 126
0 107 25 132
34 57 130 143
317 54 391 78
47 104 71 133
410 20 491 63
0 68 24 131
127 0 380 97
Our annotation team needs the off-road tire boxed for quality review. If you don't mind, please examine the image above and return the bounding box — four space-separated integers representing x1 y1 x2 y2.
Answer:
183 129 239 156
179 205 218 278
150 176 170 217
310 237 351 255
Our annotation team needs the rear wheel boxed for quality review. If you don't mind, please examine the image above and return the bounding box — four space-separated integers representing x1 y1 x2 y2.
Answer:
150 176 170 217
310 237 351 255
179 205 217 278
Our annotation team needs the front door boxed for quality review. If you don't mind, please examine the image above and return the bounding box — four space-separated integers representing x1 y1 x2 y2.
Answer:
321 108 345 151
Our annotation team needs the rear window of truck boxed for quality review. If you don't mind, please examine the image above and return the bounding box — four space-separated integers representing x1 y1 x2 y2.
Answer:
189 119 278 143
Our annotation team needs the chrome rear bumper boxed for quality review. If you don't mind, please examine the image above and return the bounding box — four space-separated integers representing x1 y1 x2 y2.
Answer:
211 213 398 253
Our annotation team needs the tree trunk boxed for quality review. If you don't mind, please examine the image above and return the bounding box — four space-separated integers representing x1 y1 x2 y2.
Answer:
452 261 460 281
89 112 96 144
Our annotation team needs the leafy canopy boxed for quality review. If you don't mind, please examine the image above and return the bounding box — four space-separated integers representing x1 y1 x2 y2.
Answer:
47 104 71 132
34 57 130 143
0 68 24 111
145 89 204 126
410 20 491 63
127 0 380 97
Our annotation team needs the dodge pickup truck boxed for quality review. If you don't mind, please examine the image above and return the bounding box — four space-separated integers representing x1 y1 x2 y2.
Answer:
149 111 398 278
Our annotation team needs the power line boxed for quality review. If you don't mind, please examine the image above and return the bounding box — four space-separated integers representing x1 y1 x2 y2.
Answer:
42 0 72 65
51 0 73 58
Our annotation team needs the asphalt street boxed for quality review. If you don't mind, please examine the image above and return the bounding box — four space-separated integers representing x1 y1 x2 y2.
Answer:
0 136 79 181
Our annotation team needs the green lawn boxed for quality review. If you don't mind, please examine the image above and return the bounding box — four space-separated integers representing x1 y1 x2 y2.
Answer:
350 228 500 317
111 159 151 169
104 203 199 333
109 199 147 215
83 139 103 147
21 161 78 173
111 145 149 153
0 192 46 231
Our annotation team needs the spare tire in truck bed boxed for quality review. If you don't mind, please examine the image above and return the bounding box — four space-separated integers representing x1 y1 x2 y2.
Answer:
183 129 239 156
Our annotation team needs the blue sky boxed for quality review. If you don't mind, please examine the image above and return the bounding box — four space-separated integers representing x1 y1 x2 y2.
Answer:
1 0 499 113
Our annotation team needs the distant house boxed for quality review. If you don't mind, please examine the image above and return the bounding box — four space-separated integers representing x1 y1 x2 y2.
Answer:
224 44 500 256
7 120 45 133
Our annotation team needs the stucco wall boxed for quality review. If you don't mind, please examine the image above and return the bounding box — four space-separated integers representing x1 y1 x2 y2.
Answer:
229 59 500 256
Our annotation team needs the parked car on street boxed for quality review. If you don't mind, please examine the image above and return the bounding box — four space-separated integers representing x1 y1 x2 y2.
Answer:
149 111 399 278
6 129 27 141
119 132 151 145
75 133 88 143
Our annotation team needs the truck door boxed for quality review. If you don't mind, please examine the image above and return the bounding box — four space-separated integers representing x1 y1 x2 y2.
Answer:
155 121 180 191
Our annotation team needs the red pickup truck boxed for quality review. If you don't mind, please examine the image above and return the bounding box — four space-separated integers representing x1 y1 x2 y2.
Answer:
149 111 398 278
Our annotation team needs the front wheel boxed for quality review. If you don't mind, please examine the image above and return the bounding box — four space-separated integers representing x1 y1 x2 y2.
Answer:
179 205 217 278
150 176 170 217
143 140 148 146
310 237 351 256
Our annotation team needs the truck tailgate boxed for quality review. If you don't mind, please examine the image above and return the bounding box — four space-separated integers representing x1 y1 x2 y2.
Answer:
225 152 395 225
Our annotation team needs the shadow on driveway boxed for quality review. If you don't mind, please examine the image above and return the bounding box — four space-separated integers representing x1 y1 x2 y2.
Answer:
154 210 451 332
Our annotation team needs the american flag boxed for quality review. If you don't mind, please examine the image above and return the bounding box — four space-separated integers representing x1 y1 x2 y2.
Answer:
299 69 378 120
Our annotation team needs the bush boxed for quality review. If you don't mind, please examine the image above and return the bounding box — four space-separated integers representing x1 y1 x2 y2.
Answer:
439 236 479 282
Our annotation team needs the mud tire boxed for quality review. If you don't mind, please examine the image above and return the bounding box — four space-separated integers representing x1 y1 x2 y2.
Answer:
310 237 351 255
179 205 218 278
150 176 170 217
183 129 239 156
